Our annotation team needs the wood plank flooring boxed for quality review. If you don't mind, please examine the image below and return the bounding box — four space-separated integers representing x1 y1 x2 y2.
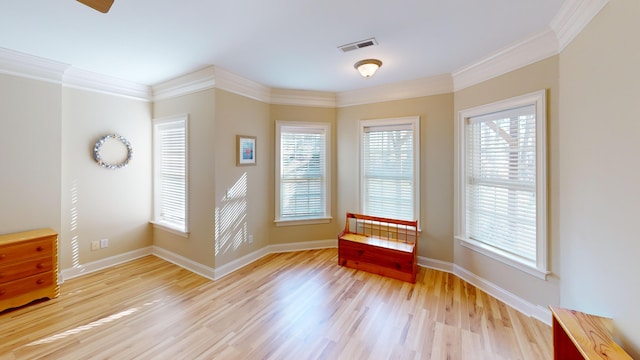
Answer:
0 249 552 359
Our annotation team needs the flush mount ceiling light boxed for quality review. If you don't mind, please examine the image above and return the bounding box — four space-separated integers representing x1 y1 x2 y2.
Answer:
354 59 383 78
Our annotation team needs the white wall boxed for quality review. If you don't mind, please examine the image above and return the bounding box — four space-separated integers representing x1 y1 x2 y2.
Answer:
558 0 640 356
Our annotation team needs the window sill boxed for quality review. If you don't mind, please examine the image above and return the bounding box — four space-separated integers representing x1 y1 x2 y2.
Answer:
456 236 550 280
150 221 189 238
274 217 332 227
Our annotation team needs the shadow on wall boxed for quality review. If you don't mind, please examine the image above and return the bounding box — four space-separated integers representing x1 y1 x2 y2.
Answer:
215 172 249 256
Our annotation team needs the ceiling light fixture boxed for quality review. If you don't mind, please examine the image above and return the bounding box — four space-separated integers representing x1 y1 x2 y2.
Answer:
354 59 383 78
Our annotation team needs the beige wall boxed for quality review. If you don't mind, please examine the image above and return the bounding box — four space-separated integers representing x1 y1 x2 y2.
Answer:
60 87 153 269
153 89 217 267
558 0 640 356
337 94 454 262
213 89 271 266
269 104 340 244
0 74 62 235
4 2 640 352
453 56 561 310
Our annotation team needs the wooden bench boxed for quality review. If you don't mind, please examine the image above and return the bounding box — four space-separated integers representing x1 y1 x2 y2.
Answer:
338 212 418 283
549 306 633 359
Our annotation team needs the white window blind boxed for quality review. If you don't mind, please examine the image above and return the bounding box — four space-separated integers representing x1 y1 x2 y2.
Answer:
153 116 188 233
466 105 536 261
456 90 548 278
361 117 419 222
276 122 330 223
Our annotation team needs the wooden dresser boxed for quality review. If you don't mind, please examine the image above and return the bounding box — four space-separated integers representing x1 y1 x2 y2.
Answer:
0 228 59 312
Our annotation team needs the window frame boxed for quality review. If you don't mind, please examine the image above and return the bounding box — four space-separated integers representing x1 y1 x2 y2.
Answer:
455 90 548 279
151 114 189 237
274 121 332 226
358 116 420 224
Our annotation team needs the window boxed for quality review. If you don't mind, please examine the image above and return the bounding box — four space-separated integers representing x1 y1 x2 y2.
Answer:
456 90 547 278
360 116 420 222
275 121 331 225
152 115 188 235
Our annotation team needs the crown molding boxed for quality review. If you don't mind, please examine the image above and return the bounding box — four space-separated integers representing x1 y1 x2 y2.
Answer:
152 66 216 101
336 74 453 107
452 0 609 92
0 47 69 84
271 88 336 108
452 29 559 92
63 68 152 101
3 0 610 105
213 67 271 103
550 0 610 52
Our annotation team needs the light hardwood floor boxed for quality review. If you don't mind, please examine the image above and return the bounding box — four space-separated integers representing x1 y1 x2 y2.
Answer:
0 249 552 359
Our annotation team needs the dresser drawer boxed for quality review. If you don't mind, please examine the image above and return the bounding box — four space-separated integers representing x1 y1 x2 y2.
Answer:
0 256 52 284
0 271 54 301
0 238 53 265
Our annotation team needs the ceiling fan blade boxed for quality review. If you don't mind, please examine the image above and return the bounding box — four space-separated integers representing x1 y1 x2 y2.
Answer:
76 0 114 13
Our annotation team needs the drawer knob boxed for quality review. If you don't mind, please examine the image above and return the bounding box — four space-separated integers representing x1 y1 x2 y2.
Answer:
36 246 44 252
36 278 45 285
37 263 45 269
0 272 5 278
0 289 5 296
0 254 6 260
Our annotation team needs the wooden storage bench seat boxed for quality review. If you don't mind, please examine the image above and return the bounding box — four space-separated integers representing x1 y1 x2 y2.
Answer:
549 306 633 359
338 212 418 283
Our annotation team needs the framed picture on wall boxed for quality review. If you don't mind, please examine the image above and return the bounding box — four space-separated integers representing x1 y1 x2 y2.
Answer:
236 135 256 166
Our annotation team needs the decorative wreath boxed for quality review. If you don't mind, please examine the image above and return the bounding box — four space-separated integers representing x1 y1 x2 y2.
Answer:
93 134 133 170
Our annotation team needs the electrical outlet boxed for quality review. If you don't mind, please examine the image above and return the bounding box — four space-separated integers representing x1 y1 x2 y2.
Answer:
100 238 109 248
91 240 100 251
248 234 253 244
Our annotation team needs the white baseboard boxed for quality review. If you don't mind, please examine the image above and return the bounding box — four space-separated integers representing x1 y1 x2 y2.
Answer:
418 255 551 325
452 264 551 325
60 241 549 325
213 239 337 280
60 247 153 282
151 245 216 281
417 256 455 273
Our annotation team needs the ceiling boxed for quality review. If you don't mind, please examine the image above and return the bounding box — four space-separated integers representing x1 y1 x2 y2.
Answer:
0 0 564 93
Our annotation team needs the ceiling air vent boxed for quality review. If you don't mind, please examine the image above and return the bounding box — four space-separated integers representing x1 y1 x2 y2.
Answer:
338 38 378 52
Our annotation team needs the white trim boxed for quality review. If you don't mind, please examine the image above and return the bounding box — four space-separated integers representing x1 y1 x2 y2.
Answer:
275 121 332 224
455 90 549 278
274 217 332 227
359 116 420 222
153 239 337 281
271 88 336 108
63 67 152 101
59 243 549 325
453 264 551 325
550 0 610 52
151 245 217 280
0 47 69 84
213 67 271 103
60 247 152 282
337 74 453 107
417 256 455 273
152 114 190 234
417 255 550 325
452 0 609 91
457 237 550 280
452 29 559 92
2 0 609 106
150 221 189 238
152 66 216 101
